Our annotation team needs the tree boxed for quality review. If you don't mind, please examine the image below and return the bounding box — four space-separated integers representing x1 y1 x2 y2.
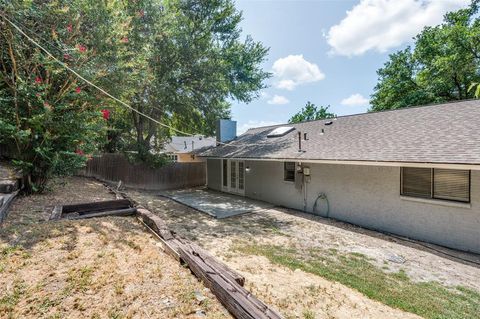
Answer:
370 1 480 111
0 0 120 192
123 0 270 160
1 0 270 191
288 102 336 123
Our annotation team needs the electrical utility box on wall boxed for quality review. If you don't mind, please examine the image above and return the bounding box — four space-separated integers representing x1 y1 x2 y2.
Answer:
303 167 311 176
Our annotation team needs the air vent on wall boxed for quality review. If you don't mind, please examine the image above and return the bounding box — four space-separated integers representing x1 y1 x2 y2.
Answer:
267 126 295 137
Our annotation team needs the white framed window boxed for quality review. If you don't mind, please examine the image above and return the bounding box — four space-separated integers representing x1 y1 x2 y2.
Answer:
168 154 178 162
401 167 470 203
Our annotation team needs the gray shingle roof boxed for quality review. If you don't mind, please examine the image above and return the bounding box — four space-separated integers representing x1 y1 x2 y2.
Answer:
199 100 480 165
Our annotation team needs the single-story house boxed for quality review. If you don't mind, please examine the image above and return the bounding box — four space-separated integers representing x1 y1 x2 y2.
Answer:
163 135 216 163
199 100 480 254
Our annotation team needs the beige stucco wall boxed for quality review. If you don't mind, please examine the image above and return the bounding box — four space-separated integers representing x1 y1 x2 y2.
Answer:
208 159 480 253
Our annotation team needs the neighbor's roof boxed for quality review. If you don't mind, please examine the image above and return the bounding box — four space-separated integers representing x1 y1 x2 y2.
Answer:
199 100 480 165
164 135 216 154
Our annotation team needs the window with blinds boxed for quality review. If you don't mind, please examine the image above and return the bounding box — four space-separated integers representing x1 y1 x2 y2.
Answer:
284 162 296 182
401 167 470 203
433 169 470 202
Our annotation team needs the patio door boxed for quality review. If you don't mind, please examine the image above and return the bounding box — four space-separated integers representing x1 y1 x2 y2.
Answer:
222 159 245 195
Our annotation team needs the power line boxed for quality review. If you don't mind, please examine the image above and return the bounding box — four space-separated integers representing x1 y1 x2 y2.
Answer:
0 13 270 150
1 13 270 150
1 14 203 138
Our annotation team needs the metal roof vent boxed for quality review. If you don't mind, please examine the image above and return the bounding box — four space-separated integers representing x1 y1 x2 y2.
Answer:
267 126 295 137
324 121 333 126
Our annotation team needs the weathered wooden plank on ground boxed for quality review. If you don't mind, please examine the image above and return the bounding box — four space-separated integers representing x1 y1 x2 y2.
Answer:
48 205 63 221
65 207 137 220
135 206 282 319
136 207 245 285
100 184 281 318
61 199 131 214
176 240 283 319
137 208 175 240
0 190 19 223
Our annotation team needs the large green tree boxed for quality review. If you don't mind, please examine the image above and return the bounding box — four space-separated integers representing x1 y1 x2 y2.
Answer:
100 0 270 159
0 0 270 191
370 1 480 111
288 101 335 123
0 0 121 191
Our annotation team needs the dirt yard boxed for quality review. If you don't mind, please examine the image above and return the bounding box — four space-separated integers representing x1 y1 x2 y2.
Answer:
126 188 480 319
0 177 230 319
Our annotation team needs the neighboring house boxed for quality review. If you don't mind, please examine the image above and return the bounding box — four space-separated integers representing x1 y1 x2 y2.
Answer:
163 135 216 163
200 101 480 254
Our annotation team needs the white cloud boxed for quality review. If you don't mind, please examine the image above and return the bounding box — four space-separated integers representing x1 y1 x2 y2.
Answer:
341 93 370 107
237 120 283 135
267 95 290 105
260 90 270 99
272 55 325 90
327 0 469 56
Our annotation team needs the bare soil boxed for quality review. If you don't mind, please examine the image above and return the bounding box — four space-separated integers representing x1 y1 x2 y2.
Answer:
126 188 480 319
0 177 230 319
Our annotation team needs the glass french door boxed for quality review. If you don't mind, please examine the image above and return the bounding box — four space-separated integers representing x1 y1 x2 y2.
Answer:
222 159 245 195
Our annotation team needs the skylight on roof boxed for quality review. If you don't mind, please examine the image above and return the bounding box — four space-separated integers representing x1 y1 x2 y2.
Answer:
267 126 295 137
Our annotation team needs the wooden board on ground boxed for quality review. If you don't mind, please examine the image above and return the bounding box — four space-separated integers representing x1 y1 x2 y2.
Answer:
62 199 132 214
49 199 134 220
65 207 137 220
0 191 19 224
135 207 282 319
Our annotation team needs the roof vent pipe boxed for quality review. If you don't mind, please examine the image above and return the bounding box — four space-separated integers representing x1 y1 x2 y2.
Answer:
304 133 308 140
298 132 302 152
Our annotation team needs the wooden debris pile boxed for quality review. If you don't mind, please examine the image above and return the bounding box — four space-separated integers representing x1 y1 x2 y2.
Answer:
136 208 282 319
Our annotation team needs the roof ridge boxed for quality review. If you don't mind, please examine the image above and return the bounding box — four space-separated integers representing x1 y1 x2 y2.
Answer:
243 99 479 132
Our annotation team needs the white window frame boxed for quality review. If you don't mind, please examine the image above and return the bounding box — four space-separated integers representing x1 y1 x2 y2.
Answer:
221 159 245 196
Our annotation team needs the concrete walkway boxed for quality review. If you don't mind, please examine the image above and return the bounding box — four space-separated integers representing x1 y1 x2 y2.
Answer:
159 188 274 218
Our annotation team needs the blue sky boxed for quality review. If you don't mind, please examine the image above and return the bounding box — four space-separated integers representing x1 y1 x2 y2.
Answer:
231 0 469 133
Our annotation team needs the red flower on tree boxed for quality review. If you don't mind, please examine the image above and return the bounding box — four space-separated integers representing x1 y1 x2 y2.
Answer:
121 37 129 43
67 24 73 33
75 87 82 94
101 109 110 120
75 149 85 156
35 77 42 84
77 44 87 53
63 53 72 60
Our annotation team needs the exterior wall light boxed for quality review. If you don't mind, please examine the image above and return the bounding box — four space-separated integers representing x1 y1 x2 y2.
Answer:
245 166 251 172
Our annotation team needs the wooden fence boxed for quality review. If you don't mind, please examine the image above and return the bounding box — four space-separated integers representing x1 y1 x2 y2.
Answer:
83 153 206 190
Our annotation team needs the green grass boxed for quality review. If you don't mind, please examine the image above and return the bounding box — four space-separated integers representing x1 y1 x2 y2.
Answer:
0 281 26 314
236 244 480 319
66 266 93 293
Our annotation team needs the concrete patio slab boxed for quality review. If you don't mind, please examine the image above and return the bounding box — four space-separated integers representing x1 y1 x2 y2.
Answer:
159 188 274 218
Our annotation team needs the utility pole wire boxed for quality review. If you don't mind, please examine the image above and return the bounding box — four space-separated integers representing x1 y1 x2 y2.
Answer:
0 13 268 149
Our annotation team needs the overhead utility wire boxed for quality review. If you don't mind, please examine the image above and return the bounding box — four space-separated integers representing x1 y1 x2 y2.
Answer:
3 15 182 127
1 13 265 149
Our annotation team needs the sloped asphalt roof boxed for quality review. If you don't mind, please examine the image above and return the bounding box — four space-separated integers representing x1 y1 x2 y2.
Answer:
199 100 480 165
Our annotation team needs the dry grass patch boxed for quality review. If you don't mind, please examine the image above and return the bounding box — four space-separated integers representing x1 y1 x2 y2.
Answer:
0 177 230 318
235 243 480 319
